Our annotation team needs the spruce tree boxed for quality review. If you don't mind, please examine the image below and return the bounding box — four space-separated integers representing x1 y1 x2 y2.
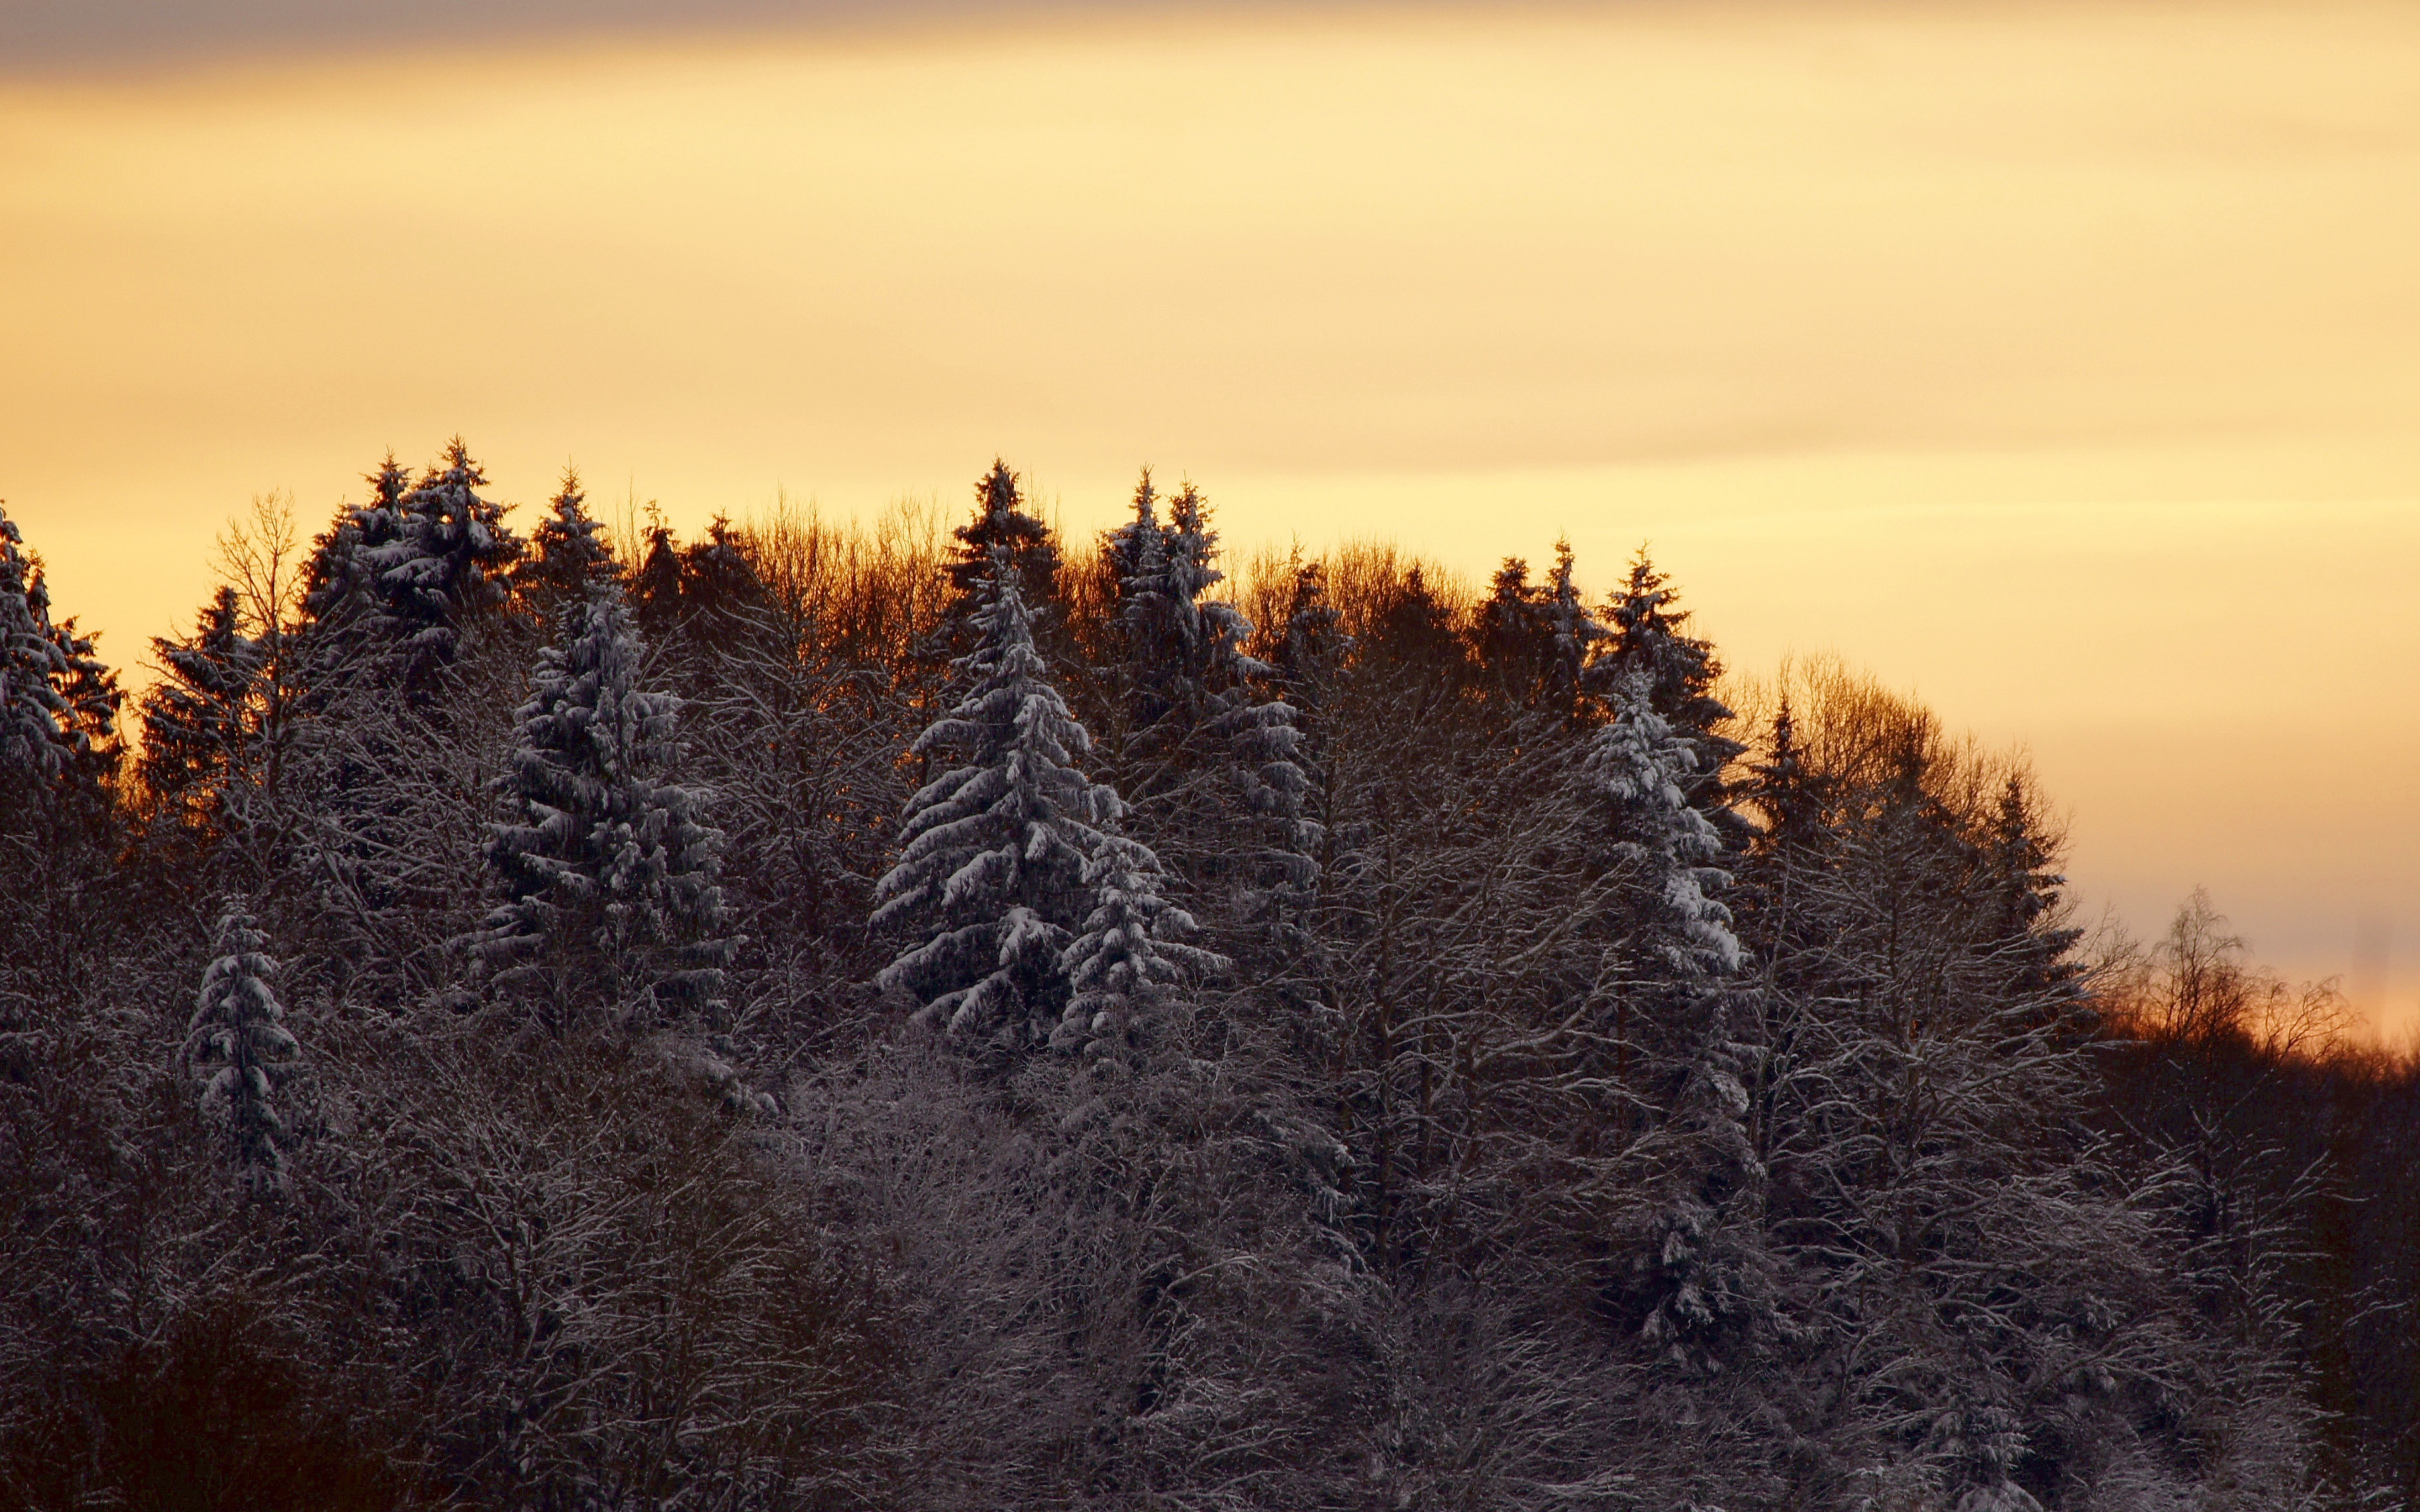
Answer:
378 439 518 689
1596 548 1742 794
0 502 116 792
479 585 730 1032
518 467 620 629
629 511 685 633
1053 828 1224 1058
1589 666 1740 979
184 900 301 1196
934 459 1059 659
1104 476 1312 932
873 551 1109 1053
139 585 264 827
300 442 518 697
1540 538 1607 723
1471 555 1544 698
1635 988 1775 1374
298 454 410 691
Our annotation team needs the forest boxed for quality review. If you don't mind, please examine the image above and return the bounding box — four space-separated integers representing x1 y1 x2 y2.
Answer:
0 444 2414 1512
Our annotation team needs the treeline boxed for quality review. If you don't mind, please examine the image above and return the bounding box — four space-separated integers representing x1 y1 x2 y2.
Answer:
0 447 2413 1510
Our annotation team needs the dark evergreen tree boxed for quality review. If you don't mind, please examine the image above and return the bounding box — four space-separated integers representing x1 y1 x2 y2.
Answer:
934 459 1058 659
184 900 301 1196
0 502 117 791
1597 549 1739 763
300 441 518 697
1100 475 1311 943
1051 827 1223 1058
1470 555 1545 698
139 586 263 827
1588 665 1740 981
874 552 1108 1054
629 510 685 634
1540 538 1607 723
478 585 730 1032
517 467 620 629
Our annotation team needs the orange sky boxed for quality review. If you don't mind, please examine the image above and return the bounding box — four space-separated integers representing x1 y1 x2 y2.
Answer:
3 1 2416 1030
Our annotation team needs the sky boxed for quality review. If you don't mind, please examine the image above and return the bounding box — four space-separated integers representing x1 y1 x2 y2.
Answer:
3 0 2416 1032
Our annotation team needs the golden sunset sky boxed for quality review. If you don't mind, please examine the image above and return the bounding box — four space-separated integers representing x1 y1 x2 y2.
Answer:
3 1 2416 1029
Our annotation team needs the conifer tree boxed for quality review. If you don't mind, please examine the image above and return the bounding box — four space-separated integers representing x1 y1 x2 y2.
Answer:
518 468 619 628
300 442 518 696
1540 538 1607 722
184 900 301 1195
298 454 410 687
1983 774 2084 1006
0 502 116 791
1596 549 1742 799
1268 555 1346 709
1103 476 1312 928
629 511 685 633
1108 470 1180 726
1589 668 1740 979
935 460 1059 657
479 585 730 1031
1472 555 1544 697
139 586 264 824
679 514 764 623
874 551 1109 1053
1635 989 1775 1374
1052 828 1224 1058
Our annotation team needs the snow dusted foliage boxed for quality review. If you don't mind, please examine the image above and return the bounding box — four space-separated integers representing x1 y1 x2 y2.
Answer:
1470 539 1607 721
139 586 264 821
479 585 729 1030
0 502 114 788
934 460 1059 661
1052 829 1225 1057
1635 989 1776 1373
1598 549 1732 744
184 900 301 1195
1589 667 1740 977
518 467 619 627
1540 538 1607 721
875 551 1112 1053
302 442 518 696
1104 473 1313 925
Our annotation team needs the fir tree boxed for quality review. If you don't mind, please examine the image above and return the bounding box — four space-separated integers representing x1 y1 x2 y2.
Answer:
1596 548 1743 795
139 586 264 826
184 900 301 1196
298 454 410 688
1983 774 2085 1009
479 585 730 1031
1108 469 1180 727
1052 828 1225 1058
873 551 1109 1053
1540 538 1607 722
0 501 116 790
1635 989 1776 1374
629 509 685 633
378 439 518 687
1589 667 1740 979
679 515 764 623
1104 476 1313 928
518 467 620 628
1471 555 1544 698
935 459 1059 658
301 442 518 696
1268 554 1347 709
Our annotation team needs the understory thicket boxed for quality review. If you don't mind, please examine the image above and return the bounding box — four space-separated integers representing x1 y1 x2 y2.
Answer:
2 454 2412 1511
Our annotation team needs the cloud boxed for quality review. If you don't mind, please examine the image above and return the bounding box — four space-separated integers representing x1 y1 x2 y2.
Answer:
0 0 1112 72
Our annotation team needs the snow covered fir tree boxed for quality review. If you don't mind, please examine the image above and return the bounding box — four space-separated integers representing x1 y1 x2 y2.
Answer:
0 452 2413 1510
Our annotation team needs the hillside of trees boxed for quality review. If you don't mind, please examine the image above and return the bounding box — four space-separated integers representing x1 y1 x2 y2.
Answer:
2 447 2415 1511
